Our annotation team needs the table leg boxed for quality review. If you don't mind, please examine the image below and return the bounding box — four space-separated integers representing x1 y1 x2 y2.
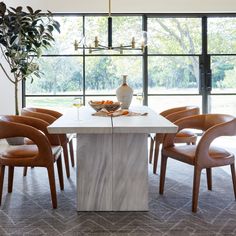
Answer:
112 133 148 211
77 134 112 211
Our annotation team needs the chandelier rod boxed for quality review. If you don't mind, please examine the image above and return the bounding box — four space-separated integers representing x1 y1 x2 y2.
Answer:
108 0 112 48
109 0 111 17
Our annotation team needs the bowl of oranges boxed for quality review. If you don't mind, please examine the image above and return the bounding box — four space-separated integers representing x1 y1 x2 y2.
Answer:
89 100 121 112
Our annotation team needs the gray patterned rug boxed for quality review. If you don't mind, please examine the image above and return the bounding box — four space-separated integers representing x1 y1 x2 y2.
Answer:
0 157 236 235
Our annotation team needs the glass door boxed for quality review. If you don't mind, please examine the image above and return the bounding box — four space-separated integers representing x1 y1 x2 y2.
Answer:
147 17 202 114
207 17 236 115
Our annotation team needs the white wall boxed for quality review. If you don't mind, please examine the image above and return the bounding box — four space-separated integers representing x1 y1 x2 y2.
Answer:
1 0 236 114
0 74 15 115
0 59 22 115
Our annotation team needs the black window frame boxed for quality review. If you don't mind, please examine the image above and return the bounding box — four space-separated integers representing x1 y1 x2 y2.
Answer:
22 12 236 114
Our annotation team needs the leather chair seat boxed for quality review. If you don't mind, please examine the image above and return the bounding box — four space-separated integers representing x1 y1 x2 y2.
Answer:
1 145 62 161
163 145 233 166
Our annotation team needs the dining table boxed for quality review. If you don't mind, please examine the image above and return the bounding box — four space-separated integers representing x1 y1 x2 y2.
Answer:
47 106 178 211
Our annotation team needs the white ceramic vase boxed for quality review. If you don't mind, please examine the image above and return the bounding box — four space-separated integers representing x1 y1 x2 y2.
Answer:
116 75 133 109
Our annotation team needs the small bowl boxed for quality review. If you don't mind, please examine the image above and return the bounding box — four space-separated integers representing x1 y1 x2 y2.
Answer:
89 101 121 112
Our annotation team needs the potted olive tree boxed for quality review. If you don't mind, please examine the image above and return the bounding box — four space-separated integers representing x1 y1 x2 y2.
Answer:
0 2 60 115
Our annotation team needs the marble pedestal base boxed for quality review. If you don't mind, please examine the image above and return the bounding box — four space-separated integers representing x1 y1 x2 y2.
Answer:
77 133 148 211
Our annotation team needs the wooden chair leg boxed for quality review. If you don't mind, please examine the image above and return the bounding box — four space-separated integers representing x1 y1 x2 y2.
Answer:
63 144 70 178
47 164 57 209
23 166 34 176
23 167 27 176
153 141 161 174
149 136 154 164
192 167 202 213
0 165 5 205
8 166 14 193
69 139 75 167
230 163 236 199
57 155 64 190
159 155 168 195
206 168 212 190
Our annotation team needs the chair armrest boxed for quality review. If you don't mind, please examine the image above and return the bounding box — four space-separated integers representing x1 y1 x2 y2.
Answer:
1 115 60 145
163 115 205 148
0 120 52 163
196 119 236 166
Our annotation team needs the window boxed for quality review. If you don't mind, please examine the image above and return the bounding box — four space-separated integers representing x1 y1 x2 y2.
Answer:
23 14 236 116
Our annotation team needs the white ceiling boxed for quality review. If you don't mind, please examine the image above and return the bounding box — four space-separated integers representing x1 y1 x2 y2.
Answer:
4 0 236 13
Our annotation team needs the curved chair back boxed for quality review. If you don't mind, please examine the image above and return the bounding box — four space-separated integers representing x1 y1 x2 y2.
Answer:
21 108 66 145
21 108 56 124
25 107 62 119
1 115 60 145
161 106 200 123
0 116 53 166
163 114 236 155
21 107 73 178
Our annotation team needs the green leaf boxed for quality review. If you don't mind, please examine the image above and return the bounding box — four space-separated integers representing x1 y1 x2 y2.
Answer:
34 9 41 15
0 2 6 16
16 6 23 12
39 24 45 34
11 68 18 73
47 25 54 32
10 35 17 45
53 21 61 33
26 6 34 14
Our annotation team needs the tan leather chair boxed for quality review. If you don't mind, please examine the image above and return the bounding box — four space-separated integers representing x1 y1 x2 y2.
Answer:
149 106 200 174
21 108 72 178
159 114 236 212
24 107 75 167
0 115 64 208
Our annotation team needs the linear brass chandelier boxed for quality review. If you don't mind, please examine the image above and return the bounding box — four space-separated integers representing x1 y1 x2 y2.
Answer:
74 0 147 54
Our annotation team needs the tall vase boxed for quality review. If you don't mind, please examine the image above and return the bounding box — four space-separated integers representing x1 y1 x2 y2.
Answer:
116 75 133 109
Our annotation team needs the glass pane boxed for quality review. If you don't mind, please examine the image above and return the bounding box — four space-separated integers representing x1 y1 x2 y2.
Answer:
85 56 142 94
148 95 202 114
112 16 143 54
209 95 236 115
43 16 83 55
84 16 143 55
84 16 108 54
25 96 78 112
208 18 236 54
25 57 83 95
148 18 202 54
148 56 199 94
211 56 236 94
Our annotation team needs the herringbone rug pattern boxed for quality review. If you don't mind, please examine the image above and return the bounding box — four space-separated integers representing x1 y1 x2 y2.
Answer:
0 156 235 236
1 137 236 235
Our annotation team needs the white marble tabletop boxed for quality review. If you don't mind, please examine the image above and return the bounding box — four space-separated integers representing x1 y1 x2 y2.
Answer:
47 106 112 134
47 106 178 134
112 106 178 133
